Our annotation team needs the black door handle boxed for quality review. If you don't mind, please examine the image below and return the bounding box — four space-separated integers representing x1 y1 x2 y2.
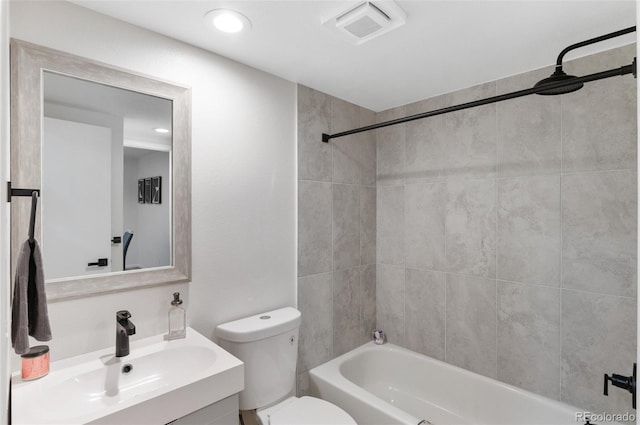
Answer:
88 258 108 267
604 363 636 409
111 236 122 244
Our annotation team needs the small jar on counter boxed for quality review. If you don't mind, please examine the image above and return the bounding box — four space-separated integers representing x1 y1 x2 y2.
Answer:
21 345 50 381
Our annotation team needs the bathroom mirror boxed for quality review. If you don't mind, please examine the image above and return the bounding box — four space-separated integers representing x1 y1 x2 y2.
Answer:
10 39 191 300
43 71 173 279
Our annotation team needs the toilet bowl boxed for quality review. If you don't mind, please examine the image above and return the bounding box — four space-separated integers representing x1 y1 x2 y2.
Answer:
256 396 355 425
216 307 356 425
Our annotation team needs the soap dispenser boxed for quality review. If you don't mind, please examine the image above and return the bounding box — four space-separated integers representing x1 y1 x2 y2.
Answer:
167 292 186 340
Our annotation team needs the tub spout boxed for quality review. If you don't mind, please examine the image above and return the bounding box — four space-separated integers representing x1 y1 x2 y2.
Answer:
372 329 386 345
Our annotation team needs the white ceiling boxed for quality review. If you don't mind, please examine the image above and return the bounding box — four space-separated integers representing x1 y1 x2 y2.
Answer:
72 0 636 112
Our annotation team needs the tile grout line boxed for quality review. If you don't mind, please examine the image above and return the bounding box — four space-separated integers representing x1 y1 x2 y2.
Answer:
443 135 448 363
372 262 637 301
330 96 335 360
494 83 499 379
374 114 379 336
558 92 564 402
358 108 364 342
402 119 407 347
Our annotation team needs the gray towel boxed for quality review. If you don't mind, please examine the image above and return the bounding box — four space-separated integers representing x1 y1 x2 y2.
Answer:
12 239 52 355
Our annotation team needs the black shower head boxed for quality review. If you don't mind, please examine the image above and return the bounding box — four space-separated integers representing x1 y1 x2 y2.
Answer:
533 68 584 96
534 26 635 96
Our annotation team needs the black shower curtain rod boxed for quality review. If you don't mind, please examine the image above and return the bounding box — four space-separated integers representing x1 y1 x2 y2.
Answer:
322 61 636 143
322 26 637 143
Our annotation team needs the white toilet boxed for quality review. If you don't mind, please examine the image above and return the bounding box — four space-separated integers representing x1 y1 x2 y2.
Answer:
216 307 357 425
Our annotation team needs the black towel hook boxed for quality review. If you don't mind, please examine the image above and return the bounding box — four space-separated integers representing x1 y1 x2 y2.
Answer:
28 191 38 244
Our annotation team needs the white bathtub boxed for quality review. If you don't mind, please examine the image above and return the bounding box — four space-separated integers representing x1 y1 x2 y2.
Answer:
309 342 615 425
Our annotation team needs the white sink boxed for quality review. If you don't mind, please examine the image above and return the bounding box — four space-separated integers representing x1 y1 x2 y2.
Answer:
11 328 244 424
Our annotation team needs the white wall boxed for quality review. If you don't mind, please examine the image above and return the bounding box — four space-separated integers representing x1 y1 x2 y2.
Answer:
45 102 125 272
123 150 171 269
1 0 10 421
136 152 170 268
8 0 296 371
43 117 113 279
123 156 140 266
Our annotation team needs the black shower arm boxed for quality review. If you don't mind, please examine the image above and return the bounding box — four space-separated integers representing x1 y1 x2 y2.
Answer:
555 26 636 70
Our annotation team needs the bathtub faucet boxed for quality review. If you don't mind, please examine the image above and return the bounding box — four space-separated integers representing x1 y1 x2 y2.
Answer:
372 329 386 345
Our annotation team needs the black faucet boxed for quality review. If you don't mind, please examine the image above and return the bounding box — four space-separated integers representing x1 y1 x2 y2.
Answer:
115 310 136 357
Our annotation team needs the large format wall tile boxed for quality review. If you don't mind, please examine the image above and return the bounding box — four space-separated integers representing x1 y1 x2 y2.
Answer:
497 175 560 285
298 273 333 372
332 97 362 185
377 106 406 186
298 86 376 392
497 282 560 399
298 180 332 277
298 85 331 182
562 171 637 298
446 274 497 378
361 264 376 338
562 45 636 173
446 179 496 278
370 45 636 418
360 187 376 266
297 371 310 397
404 182 446 271
496 67 561 177
333 184 360 271
562 290 636 416
299 45 637 415
444 83 497 180
361 108 377 186
376 264 405 345
405 95 448 184
405 268 445 360
378 185 404 265
333 268 363 356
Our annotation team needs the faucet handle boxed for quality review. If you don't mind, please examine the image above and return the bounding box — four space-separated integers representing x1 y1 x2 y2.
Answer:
603 363 636 410
117 310 131 322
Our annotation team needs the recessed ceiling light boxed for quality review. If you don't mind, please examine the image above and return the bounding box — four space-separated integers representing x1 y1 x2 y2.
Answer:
154 128 170 134
205 9 252 34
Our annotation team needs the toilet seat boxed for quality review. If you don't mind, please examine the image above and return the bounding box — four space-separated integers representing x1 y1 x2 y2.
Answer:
256 396 357 425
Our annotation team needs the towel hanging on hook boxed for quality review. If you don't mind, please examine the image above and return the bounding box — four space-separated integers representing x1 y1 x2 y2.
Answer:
28 191 38 244
12 189 51 355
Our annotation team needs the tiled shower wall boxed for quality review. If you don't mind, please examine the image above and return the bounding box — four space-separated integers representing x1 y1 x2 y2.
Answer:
297 85 377 395
376 44 637 416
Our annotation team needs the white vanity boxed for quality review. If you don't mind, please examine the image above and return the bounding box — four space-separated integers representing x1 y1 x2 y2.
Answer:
11 328 243 424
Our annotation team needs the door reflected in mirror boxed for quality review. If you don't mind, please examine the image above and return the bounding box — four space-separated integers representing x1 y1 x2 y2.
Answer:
42 71 172 281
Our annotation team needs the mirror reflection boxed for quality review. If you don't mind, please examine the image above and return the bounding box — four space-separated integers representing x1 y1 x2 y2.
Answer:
42 71 172 281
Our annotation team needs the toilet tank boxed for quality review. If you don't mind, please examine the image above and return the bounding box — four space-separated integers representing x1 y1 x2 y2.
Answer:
215 307 301 410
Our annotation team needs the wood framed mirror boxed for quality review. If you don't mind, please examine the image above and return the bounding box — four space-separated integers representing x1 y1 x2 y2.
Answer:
10 39 191 301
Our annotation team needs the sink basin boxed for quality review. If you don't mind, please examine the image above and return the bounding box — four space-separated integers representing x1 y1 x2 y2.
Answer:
11 328 244 424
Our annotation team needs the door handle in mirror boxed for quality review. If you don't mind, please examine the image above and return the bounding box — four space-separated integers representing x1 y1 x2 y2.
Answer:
88 258 108 267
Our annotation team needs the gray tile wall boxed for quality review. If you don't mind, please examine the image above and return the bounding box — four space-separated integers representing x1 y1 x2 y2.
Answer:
376 44 637 417
297 85 377 395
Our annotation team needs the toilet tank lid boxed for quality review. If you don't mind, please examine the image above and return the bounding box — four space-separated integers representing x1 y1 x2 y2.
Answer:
215 307 301 343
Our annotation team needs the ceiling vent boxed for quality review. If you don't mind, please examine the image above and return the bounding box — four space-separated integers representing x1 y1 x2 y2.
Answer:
322 1 406 45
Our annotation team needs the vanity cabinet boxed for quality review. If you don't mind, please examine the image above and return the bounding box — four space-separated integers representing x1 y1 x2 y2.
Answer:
170 395 239 425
